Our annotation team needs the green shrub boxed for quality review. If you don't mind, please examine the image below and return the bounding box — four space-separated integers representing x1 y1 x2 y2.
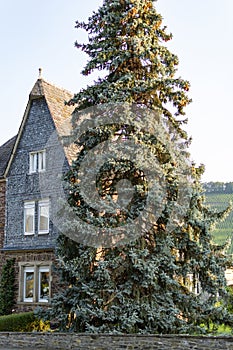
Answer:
0 312 50 332
0 258 15 315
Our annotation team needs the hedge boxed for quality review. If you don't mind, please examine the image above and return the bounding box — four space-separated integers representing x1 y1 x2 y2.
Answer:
0 312 49 332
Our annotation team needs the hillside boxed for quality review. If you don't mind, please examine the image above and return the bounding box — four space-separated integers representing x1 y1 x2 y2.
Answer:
204 191 233 254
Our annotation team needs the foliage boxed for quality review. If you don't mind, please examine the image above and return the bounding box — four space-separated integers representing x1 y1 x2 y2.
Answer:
0 311 50 332
40 0 233 334
0 312 33 332
31 317 51 332
0 258 15 316
205 192 233 253
68 0 191 139
203 182 233 194
225 287 233 315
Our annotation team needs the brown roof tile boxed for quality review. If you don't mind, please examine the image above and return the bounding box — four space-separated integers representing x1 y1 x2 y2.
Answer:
30 78 74 134
30 78 78 163
2 78 78 177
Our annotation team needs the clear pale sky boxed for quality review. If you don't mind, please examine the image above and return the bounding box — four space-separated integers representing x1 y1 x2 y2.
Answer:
0 0 232 182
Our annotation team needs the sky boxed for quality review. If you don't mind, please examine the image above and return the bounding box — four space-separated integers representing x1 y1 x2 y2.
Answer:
0 0 232 182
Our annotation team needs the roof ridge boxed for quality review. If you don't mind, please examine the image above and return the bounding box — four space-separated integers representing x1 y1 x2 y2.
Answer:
39 78 73 96
29 78 74 102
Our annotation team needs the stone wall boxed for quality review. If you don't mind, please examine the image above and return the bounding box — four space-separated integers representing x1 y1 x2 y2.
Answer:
0 180 6 249
4 98 56 249
5 97 64 250
0 249 60 313
1 96 68 314
0 333 233 350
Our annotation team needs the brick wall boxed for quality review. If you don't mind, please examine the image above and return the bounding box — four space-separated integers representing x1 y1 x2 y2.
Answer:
0 333 233 350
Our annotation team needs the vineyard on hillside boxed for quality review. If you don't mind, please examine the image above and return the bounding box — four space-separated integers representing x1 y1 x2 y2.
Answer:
204 188 233 254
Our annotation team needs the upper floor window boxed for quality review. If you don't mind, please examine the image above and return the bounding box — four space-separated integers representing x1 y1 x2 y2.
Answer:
24 201 35 235
29 150 46 173
24 199 49 235
38 199 49 234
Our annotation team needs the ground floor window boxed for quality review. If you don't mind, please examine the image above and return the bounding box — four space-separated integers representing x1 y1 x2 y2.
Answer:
38 267 50 302
24 267 34 302
19 262 51 303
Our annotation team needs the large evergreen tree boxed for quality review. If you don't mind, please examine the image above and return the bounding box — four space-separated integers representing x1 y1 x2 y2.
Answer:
41 0 233 333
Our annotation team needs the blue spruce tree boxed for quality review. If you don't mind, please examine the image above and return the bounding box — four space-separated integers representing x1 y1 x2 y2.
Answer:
41 0 233 334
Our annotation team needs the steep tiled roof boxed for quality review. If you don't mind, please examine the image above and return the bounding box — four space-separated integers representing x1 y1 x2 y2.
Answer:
0 136 17 178
30 78 78 163
29 78 77 163
3 78 77 177
30 78 74 137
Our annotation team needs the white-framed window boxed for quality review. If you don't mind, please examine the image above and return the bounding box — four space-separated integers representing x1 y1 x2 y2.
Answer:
19 263 51 303
24 201 35 235
38 199 49 234
24 199 49 235
38 151 46 172
38 267 50 302
29 152 37 173
23 267 34 302
29 150 46 173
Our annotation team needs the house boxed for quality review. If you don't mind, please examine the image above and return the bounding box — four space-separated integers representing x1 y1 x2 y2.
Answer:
0 73 74 312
